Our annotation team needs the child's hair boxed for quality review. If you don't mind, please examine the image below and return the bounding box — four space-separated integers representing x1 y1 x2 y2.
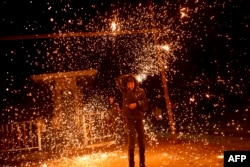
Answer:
125 76 136 84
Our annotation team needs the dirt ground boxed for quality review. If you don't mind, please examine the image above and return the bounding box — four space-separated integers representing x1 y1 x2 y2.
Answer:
2 132 250 167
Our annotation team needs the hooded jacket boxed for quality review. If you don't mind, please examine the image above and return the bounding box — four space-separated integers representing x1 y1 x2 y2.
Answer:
116 74 148 120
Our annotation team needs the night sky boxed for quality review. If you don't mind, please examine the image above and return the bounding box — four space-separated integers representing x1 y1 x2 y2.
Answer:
0 0 249 130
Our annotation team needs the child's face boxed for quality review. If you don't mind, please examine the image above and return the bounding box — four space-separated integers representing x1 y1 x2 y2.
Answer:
127 81 135 91
109 97 114 103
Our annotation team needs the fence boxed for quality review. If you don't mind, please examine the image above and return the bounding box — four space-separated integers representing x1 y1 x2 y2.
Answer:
0 111 115 152
0 120 42 152
82 111 114 145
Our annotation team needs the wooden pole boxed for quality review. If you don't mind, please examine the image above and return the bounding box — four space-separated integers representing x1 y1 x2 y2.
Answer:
147 0 177 142
0 29 159 41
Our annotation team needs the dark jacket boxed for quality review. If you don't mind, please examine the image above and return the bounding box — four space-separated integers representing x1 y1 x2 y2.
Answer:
116 74 148 120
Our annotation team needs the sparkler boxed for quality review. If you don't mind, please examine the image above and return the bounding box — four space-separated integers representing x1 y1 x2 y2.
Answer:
111 21 119 32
